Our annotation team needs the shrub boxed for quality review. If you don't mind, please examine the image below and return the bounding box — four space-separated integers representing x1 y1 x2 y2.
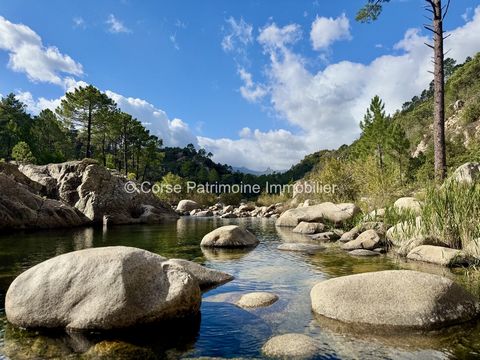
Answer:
462 98 480 125
12 142 36 164
256 191 290 206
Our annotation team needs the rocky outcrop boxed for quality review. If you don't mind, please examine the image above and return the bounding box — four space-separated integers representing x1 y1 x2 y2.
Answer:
18 160 177 225
262 333 318 359
339 222 385 243
236 292 279 308
176 200 201 213
406 245 470 267
310 270 479 329
200 225 259 248
6 247 203 331
276 202 360 227
0 164 90 231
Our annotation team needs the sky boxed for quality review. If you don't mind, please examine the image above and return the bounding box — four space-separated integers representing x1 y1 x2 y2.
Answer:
0 0 479 171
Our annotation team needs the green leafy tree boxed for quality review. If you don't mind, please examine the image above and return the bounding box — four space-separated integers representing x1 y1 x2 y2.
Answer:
56 85 116 159
0 94 32 160
31 109 73 163
12 141 36 164
388 123 410 185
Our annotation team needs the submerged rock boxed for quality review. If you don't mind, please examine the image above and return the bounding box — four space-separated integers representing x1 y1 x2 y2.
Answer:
348 249 380 257
275 202 360 227
236 292 279 308
277 243 324 254
200 225 259 248
6 246 202 331
406 245 470 267
310 270 480 329
262 333 318 359
310 231 340 242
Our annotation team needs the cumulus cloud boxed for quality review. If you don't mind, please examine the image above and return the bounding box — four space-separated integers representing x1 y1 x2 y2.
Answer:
106 14 131 34
204 7 480 171
0 16 83 85
310 13 351 51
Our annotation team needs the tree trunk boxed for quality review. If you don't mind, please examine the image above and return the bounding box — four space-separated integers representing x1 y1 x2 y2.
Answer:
123 122 128 176
431 0 447 181
86 102 92 159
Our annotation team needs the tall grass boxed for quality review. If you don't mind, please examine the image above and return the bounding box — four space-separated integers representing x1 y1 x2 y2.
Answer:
421 181 480 251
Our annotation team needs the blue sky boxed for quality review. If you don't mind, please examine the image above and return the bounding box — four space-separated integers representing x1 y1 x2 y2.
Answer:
0 0 479 170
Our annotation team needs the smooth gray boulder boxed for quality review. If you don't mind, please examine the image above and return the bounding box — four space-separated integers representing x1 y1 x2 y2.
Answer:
5 247 202 331
342 229 382 251
176 200 201 212
448 162 480 184
406 245 470 267
262 333 318 359
165 258 234 291
277 243 324 254
236 292 279 308
311 270 480 329
201 225 259 248
292 221 325 234
339 222 386 242
310 231 340 242
276 202 360 227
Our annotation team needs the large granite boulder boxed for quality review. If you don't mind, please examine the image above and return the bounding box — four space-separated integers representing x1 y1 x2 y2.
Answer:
292 222 325 234
393 197 422 215
18 160 177 225
310 270 479 329
276 202 360 227
176 200 201 213
406 245 470 267
0 170 90 231
5 247 202 331
200 225 259 248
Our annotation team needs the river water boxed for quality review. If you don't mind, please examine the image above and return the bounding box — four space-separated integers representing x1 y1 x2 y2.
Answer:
1 217 480 359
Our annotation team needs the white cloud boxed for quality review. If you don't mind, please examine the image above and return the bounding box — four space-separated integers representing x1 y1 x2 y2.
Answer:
203 7 480 171
238 67 268 102
310 13 351 51
106 14 131 34
104 91 197 147
0 16 83 85
169 34 180 50
221 17 253 53
73 17 86 29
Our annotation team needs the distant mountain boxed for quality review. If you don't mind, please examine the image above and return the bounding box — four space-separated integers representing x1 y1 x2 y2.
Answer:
232 166 282 176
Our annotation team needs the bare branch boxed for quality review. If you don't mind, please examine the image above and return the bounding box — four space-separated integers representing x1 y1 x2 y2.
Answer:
424 42 434 49
443 33 451 41
442 0 451 20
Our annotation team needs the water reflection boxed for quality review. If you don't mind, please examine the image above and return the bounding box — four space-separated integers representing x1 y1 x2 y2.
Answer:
2 218 480 359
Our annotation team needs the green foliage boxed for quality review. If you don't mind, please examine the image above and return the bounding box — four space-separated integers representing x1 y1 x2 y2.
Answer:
421 181 480 252
155 172 186 205
356 0 391 23
12 141 36 164
462 97 480 125
218 192 243 206
256 192 290 207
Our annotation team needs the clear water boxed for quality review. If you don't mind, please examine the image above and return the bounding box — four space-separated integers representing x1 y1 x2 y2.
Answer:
1 217 480 359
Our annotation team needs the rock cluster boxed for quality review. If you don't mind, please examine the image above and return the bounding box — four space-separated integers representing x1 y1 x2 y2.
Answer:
175 200 284 219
